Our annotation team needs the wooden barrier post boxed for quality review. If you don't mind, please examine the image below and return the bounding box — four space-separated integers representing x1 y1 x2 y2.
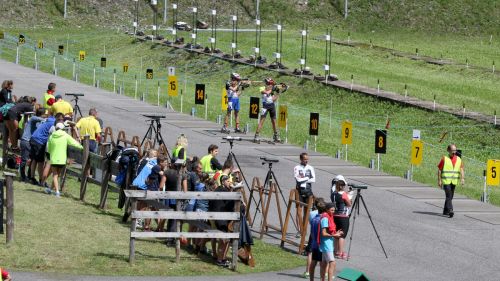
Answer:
129 197 138 263
232 194 241 270
99 156 113 209
79 136 90 200
2 124 8 169
4 172 16 244
281 189 313 254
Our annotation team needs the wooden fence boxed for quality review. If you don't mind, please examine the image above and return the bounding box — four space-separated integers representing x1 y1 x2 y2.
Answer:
125 190 242 270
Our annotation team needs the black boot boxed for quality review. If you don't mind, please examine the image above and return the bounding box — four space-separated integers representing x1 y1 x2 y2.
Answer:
20 164 27 182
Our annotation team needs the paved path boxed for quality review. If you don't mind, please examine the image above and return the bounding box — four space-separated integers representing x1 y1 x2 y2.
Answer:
3 59 500 281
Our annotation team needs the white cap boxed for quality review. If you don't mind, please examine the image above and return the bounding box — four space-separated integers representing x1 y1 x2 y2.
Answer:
55 122 65 130
332 175 348 193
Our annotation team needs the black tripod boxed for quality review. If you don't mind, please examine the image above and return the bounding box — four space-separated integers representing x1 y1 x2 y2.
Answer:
347 187 388 260
250 158 298 231
222 136 259 210
65 93 84 122
141 115 168 156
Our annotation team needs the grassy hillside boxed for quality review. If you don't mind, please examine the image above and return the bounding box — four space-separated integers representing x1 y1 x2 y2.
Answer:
0 0 498 34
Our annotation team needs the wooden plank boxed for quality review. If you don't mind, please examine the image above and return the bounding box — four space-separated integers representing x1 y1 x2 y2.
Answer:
130 232 239 239
5 173 15 244
124 190 242 200
131 211 240 220
67 146 83 163
89 153 103 169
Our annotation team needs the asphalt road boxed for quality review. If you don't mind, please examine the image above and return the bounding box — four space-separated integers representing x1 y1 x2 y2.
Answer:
3 59 500 281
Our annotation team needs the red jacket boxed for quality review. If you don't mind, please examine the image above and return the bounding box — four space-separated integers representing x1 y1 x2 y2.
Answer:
317 212 336 246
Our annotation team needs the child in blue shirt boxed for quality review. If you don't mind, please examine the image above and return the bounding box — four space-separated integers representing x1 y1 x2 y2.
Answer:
319 202 343 281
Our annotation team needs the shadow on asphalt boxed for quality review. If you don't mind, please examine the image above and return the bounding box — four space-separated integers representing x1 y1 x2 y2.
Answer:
413 211 446 217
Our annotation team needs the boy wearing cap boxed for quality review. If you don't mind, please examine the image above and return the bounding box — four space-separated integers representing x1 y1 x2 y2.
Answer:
51 95 73 118
46 121 83 196
319 202 343 281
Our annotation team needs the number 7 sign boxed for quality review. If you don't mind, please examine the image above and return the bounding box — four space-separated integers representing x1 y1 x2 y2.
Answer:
487 160 500 186
411 140 423 165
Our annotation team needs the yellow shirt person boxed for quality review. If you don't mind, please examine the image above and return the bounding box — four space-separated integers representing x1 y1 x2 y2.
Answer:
51 95 73 117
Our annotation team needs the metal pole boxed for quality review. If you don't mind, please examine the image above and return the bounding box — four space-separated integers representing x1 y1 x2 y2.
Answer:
113 69 117 93
329 96 333 131
93 65 96 86
377 153 380 171
34 49 38 70
314 136 317 152
410 164 414 181
256 0 260 21
205 93 208 120
157 81 160 106
180 89 183 113
344 0 348 19
53 55 57 75
15 45 19 64
134 74 138 100
163 0 168 24
483 171 488 202
64 0 67 18
72 59 76 80
345 144 348 161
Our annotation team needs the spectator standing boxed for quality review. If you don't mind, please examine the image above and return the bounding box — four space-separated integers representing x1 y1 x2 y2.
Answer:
306 198 326 281
437 144 465 218
172 134 188 161
0 80 15 107
4 96 36 151
50 95 73 118
330 175 352 260
319 202 343 281
294 152 315 236
209 175 235 267
46 122 83 196
75 108 101 153
200 144 222 176
43 82 56 109
19 108 45 182
29 112 60 186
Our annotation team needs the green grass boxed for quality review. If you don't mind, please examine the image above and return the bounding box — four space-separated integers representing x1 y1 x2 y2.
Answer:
0 28 499 207
0 177 304 275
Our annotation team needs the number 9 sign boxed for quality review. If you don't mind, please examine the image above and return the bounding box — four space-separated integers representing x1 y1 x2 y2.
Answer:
487 160 500 186
341 121 352 145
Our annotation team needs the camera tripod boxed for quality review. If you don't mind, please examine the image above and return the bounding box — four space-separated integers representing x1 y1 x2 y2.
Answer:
141 116 167 152
222 137 258 208
347 188 388 260
70 96 83 122
250 159 298 231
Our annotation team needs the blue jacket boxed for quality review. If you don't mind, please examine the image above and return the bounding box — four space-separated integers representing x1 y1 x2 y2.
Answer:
31 116 56 145
21 116 45 141
132 158 157 190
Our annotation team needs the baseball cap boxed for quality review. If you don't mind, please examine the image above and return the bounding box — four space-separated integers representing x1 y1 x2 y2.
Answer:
55 94 62 100
151 165 161 174
334 175 348 186
55 122 65 130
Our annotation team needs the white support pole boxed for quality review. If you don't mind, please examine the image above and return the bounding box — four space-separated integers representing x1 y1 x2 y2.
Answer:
72 59 76 81
483 173 488 203
205 94 208 120
344 0 348 19
93 66 96 86
285 119 288 144
64 0 68 18
377 153 380 171
410 164 414 181
113 70 117 93
157 81 160 106
15 45 19 64
163 0 168 24
34 50 38 70
53 55 57 75
329 96 333 131
314 136 317 152
134 75 138 100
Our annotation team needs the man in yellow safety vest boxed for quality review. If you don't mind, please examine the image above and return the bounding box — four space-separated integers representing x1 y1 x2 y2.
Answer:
200 144 222 177
437 144 465 218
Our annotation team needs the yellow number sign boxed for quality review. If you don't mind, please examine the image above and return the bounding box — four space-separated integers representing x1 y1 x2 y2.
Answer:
221 88 228 111
341 121 352 145
18 34 25 44
123 63 129 73
79 50 86 61
486 160 500 186
168 75 178 97
37 40 44 49
411 140 424 165
278 105 287 129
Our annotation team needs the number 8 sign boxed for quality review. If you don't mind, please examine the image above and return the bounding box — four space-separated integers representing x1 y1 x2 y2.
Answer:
487 160 500 186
